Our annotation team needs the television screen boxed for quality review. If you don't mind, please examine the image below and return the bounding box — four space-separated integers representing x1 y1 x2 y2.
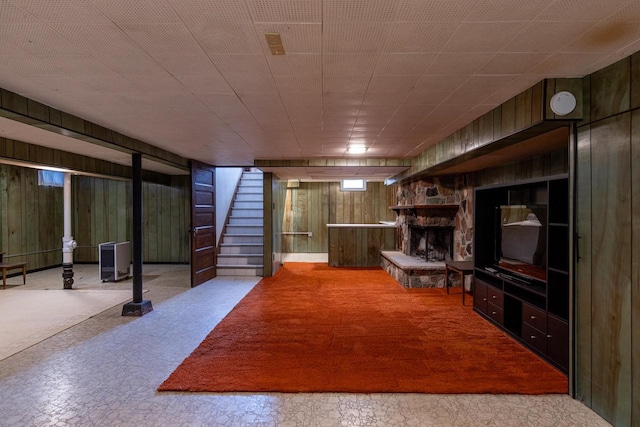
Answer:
498 205 547 282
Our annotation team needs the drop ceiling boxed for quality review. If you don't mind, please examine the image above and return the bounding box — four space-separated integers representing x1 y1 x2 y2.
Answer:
0 0 639 180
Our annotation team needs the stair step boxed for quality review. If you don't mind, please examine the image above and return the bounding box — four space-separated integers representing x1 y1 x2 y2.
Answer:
223 234 264 244
218 255 263 265
229 217 263 225
231 208 263 217
220 244 263 255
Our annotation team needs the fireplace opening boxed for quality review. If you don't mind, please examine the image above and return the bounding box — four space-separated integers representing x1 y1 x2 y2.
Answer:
410 226 454 262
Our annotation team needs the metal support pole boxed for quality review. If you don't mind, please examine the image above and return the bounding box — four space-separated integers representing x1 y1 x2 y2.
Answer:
62 172 76 289
122 153 152 316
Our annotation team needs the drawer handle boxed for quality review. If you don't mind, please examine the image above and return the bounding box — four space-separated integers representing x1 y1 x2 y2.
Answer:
530 315 536 319
492 295 497 299
530 335 537 339
483 298 487 301
492 311 497 315
547 334 552 338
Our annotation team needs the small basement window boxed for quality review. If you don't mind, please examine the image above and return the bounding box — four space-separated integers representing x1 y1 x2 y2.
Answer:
340 179 366 192
38 170 64 187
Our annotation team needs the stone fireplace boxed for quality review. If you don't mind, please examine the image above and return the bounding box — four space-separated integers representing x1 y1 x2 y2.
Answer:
381 175 473 289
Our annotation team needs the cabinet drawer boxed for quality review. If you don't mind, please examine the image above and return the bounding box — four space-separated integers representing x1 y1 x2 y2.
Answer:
522 323 547 355
487 286 503 308
547 316 569 372
522 303 547 332
487 302 503 325
474 279 488 314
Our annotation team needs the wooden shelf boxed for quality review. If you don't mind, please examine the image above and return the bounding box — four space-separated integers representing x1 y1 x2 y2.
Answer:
389 204 459 215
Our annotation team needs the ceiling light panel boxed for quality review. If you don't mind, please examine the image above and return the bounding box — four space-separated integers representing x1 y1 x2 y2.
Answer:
255 23 321 54
392 0 469 22
168 0 251 22
10 0 110 23
323 23 388 53
189 21 262 54
323 0 396 22
247 0 321 23
88 0 181 23
383 22 457 52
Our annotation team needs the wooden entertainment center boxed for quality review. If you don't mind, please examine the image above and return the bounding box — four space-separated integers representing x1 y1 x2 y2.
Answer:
473 174 569 372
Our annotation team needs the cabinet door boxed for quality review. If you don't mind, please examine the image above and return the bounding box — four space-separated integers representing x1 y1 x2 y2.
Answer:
522 323 548 354
487 302 504 325
474 279 488 314
487 286 504 309
547 315 569 372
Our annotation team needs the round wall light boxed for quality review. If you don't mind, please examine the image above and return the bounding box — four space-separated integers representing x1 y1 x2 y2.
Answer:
549 91 577 116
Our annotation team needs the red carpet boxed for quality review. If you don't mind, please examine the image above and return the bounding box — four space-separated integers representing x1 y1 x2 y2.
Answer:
159 263 567 394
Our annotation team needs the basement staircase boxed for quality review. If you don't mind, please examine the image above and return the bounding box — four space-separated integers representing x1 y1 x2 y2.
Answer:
217 170 264 276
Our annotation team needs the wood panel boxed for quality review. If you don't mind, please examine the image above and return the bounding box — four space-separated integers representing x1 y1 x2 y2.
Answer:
328 227 396 267
72 175 189 264
590 113 632 426
631 110 640 427
590 58 630 123
282 182 329 253
0 165 63 271
575 124 593 404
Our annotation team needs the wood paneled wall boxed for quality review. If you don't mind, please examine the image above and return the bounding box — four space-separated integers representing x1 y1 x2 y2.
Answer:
575 54 639 427
263 173 287 277
472 148 568 188
0 165 63 270
73 175 189 264
281 181 395 253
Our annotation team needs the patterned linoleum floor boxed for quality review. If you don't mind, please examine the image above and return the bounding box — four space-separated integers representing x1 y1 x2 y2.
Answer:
0 264 610 427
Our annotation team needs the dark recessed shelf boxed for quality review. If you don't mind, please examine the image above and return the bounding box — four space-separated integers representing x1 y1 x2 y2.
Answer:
549 222 569 227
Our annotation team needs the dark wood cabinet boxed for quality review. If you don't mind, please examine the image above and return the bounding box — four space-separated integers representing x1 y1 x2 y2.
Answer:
473 175 569 373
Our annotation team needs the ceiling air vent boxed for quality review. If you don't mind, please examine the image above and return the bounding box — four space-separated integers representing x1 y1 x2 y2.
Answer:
265 33 285 55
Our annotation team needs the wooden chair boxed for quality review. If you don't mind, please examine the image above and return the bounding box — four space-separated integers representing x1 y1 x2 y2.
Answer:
0 251 28 289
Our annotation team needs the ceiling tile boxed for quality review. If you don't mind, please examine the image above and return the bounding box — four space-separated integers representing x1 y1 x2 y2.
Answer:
392 0 470 22
562 22 640 53
323 0 396 22
403 91 449 105
88 0 181 23
174 72 234 95
443 22 523 52
324 23 388 53
535 0 631 21
367 75 420 93
153 53 216 75
323 74 371 92
266 53 321 76
362 91 408 105
247 0 321 23
462 0 550 22
478 53 552 74
425 53 495 74
279 91 322 106
52 23 146 55
445 75 519 104
0 23 85 54
121 23 202 56
503 21 596 53
323 53 378 75
274 73 322 92
36 53 115 76
0 1 38 23
189 21 262 55
10 0 110 23
211 54 270 76
0 52 63 76
375 53 437 75
168 0 252 22
530 52 609 76
414 74 469 92
383 22 457 52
